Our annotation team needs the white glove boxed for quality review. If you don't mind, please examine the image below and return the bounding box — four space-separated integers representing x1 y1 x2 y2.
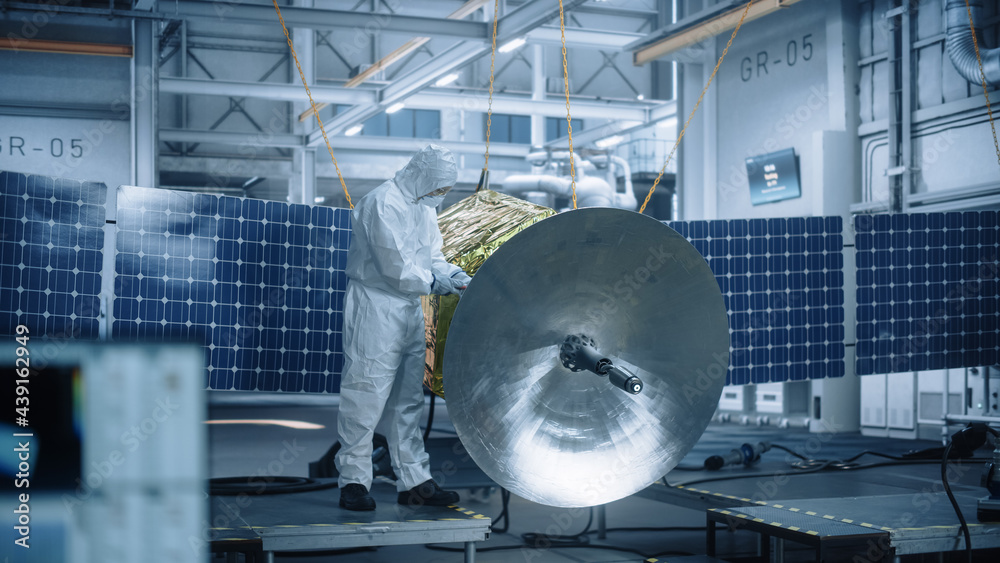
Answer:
430 274 453 295
450 270 472 287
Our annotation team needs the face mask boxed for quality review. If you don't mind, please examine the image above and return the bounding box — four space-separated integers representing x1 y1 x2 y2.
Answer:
417 185 452 207
418 194 446 207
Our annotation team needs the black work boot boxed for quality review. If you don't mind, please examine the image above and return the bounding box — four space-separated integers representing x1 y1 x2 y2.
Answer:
339 483 376 511
397 480 460 507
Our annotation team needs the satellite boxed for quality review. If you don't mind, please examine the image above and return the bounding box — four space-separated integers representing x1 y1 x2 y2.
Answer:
444 208 730 507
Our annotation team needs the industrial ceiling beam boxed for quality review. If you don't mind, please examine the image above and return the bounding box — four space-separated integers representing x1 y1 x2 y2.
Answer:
159 77 376 105
299 21 640 121
307 0 590 146
543 100 677 149
628 0 802 65
159 76 656 121
159 128 304 148
157 129 529 157
173 0 488 40
321 135 529 158
344 0 488 87
406 91 653 121
0 2 168 20
298 0 489 121
525 26 644 50
564 3 659 19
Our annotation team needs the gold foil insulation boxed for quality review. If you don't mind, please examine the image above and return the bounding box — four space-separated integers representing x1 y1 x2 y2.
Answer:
423 190 555 397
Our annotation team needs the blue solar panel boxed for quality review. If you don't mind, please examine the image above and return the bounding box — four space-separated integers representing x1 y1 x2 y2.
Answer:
0 171 106 339
667 217 846 386
854 211 999 375
113 186 351 392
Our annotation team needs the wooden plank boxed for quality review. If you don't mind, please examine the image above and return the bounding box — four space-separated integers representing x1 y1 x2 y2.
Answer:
0 38 132 57
633 0 804 65
298 0 488 122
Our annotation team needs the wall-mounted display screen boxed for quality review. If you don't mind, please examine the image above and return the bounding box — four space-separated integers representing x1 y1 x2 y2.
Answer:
746 148 801 205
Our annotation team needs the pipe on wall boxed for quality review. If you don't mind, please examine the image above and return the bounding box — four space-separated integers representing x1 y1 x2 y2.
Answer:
946 0 1000 87
502 175 620 208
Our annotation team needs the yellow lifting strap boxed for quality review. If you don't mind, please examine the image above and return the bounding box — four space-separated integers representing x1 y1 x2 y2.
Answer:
482 0 579 208
479 0 501 193
557 0 578 209
964 0 1000 169
272 0 354 209
638 0 753 215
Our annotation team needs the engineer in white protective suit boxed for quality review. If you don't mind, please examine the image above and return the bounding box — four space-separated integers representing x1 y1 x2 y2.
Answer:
336 144 471 511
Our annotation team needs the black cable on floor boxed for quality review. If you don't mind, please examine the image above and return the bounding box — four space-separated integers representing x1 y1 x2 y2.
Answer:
769 443 811 460
425 501 674 558
673 464 704 471
771 443 909 470
209 476 339 496
649 549 698 557
491 488 511 533
422 391 436 442
520 506 592 547
941 440 973 563
678 458 989 487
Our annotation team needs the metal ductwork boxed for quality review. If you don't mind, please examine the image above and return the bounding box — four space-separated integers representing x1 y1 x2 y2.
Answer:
502 152 638 211
946 0 1000 87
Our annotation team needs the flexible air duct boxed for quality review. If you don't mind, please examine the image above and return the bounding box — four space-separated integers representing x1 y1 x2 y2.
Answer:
946 0 1000 88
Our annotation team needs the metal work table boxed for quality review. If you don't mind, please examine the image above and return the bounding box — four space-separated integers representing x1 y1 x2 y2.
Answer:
635 426 1000 561
704 491 1000 561
707 504 889 562
209 479 491 563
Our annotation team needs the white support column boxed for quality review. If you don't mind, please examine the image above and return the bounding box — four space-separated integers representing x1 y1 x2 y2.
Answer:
531 44 546 147
291 0 315 203
132 19 157 188
289 148 316 204
301 148 316 205
702 43 717 220
292 0 315 134
678 62 703 220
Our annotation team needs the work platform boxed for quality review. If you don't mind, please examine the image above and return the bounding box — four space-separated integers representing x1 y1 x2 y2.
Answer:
208 399 1000 562
209 479 491 563
705 492 1000 561
636 426 1000 561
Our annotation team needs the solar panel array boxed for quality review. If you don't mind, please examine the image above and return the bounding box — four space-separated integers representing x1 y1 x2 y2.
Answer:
667 217 846 386
113 186 351 392
0 171 106 340
854 212 999 375
10 169 996 390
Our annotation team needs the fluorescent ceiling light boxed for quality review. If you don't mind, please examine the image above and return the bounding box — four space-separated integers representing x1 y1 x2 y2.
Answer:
636 94 644 100
207 419 326 430
498 37 526 53
386 102 406 114
345 124 363 136
435 72 460 87
595 135 625 148
314 196 325 203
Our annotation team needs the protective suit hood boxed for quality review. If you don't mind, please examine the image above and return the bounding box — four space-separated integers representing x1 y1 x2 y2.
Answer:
393 144 458 204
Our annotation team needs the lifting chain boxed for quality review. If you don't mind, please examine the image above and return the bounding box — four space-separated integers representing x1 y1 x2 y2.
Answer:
639 0 753 215
558 0 578 209
272 0 353 209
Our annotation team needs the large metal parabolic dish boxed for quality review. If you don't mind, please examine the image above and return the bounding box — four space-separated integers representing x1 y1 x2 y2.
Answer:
443 208 730 507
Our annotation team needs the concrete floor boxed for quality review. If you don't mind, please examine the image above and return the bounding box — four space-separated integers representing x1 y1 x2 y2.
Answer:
206 391 1000 562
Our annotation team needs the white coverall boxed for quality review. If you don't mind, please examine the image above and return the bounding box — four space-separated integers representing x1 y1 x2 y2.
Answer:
336 144 464 492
